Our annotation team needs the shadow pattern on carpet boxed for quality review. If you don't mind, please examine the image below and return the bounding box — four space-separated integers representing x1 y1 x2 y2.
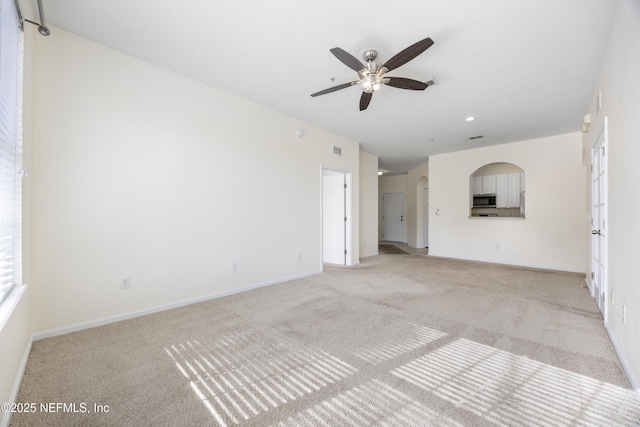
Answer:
379 244 409 255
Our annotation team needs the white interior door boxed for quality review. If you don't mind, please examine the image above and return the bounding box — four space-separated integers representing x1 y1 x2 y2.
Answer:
423 188 429 248
383 192 405 242
323 170 345 265
591 118 608 322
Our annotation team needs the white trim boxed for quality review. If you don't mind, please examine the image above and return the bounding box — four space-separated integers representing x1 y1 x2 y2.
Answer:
1 336 32 427
606 326 640 392
320 165 355 266
0 284 27 333
33 270 321 341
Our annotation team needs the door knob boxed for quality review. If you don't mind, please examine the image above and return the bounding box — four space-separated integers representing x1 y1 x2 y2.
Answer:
591 230 600 235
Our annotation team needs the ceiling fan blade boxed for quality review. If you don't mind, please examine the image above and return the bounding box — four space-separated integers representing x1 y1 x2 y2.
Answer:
385 77 428 91
311 82 357 97
330 47 365 72
360 92 373 111
382 37 434 72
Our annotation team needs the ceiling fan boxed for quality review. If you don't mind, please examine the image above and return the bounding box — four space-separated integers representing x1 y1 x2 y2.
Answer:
311 37 434 111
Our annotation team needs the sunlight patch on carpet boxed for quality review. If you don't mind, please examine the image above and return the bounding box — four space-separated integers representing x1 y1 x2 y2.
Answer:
350 322 447 365
165 329 358 426
392 338 640 426
277 379 462 427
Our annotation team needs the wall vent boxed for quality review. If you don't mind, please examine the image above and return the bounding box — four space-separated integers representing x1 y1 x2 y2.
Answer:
469 135 484 140
333 146 342 155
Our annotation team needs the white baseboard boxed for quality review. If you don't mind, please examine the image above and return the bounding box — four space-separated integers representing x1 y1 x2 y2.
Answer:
606 325 640 392
1 337 32 427
33 270 322 341
359 252 379 259
427 252 586 275
359 246 380 259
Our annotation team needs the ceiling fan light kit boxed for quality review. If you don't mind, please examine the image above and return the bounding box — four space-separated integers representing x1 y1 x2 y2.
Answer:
311 37 434 111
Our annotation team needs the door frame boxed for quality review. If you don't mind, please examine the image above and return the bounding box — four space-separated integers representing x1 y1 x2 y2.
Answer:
590 117 608 324
321 167 354 267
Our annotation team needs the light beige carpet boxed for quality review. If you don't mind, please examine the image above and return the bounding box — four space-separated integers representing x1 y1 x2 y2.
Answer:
11 255 640 426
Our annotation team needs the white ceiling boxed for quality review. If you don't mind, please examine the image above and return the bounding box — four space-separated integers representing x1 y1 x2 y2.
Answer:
39 0 619 175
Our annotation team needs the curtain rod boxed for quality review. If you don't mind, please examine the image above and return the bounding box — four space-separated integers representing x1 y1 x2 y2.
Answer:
15 0 50 36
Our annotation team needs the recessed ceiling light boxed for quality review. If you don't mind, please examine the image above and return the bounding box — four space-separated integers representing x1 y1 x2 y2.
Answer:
465 116 476 122
378 171 384 176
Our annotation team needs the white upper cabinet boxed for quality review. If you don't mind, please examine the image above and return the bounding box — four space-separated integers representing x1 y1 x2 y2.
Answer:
482 175 497 194
472 176 483 195
495 173 521 208
473 175 497 195
508 173 521 208
496 174 508 207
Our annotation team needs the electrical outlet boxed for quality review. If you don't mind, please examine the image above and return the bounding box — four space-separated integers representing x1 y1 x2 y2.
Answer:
622 305 627 324
232 262 238 272
120 277 131 290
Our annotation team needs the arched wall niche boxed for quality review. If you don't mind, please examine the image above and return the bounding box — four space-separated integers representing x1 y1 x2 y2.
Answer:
416 175 429 248
470 162 525 218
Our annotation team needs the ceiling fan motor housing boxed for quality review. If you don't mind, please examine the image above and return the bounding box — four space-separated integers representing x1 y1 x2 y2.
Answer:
362 49 378 62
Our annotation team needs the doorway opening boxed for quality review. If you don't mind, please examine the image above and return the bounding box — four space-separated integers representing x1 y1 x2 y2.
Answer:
322 169 352 265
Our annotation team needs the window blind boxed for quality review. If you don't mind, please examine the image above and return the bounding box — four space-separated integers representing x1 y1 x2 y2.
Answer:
0 0 24 304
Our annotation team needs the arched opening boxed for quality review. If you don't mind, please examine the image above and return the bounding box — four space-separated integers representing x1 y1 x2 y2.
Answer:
416 176 428 248
470 162 525 218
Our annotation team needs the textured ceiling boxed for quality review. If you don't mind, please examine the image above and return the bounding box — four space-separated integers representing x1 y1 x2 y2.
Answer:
39 0 619 174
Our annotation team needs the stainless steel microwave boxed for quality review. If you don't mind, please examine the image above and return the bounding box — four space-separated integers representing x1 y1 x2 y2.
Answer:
473 194 496 208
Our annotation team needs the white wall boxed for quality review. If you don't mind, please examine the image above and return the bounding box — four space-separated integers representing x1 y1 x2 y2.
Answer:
583 0 640 388
359 151 379 257
429 133 587 272
30 28 361 335
378 175 408 242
